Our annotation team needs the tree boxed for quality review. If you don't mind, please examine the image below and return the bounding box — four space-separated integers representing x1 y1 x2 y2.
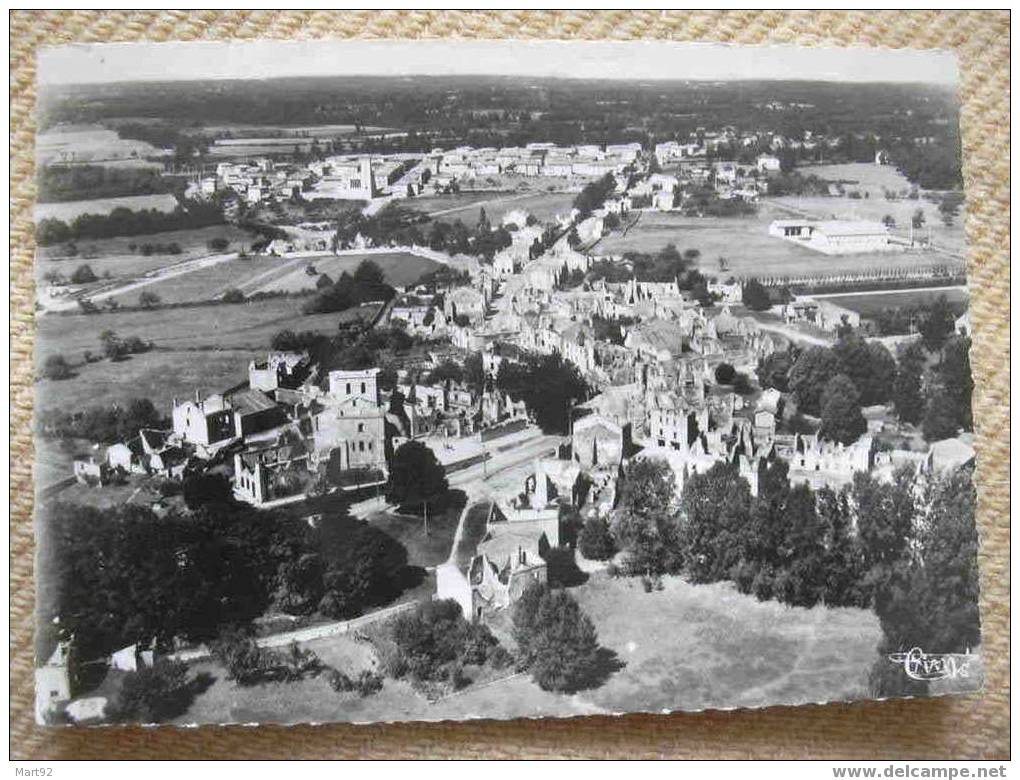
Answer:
512 584 606 693
353 259 386 287
107 659 199 723
612 458 682 576
919 295 955 352
138 291 161 308
578 515 616 561
714 362 736 384
939 334 974 431
756 349 795 392
882 214 896 228
853 466 915 592
911 208 926 229
818 486 869 607
386 440 449 513
496 352 588 435
315 273 334 289
922 388 959 441
788 346 842 416
680 462 753 583
870 467 980 698
818 374 867 445
70 264 98 284
732 372 753 395
741 279 771 311
41 354 73 381
892 341 926 425
832 333 896 406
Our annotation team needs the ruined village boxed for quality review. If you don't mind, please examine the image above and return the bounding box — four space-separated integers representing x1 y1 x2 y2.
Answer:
32 68 980 726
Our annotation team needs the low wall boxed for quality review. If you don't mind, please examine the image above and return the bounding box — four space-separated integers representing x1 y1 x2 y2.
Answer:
169 600 419 662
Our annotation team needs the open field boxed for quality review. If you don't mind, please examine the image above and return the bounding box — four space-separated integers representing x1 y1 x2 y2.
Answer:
770 196 966 256
798 162 917 196
405 190 575 225
594 203 963 279
34 193 179 223
35 298 348 414
819 287 969 318
36 124 169 168
36 226 256 290
176 573 881 725
248 252 443 296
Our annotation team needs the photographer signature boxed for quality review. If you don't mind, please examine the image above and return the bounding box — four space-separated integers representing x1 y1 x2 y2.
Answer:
888 647 976 681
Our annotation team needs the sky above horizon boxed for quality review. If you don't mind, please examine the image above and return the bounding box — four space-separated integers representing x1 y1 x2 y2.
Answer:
38 39 958 87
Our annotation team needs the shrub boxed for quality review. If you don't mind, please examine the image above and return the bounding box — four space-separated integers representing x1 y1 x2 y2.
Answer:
207 237 230 252
41 354 73 381
327 668 383 697
222 288 246 304
70 264 98 284
107 659 199 723
138 291 162 308
211 631 323 686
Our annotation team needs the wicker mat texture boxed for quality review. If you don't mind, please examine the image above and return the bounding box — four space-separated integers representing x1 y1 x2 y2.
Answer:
9 10 1010 760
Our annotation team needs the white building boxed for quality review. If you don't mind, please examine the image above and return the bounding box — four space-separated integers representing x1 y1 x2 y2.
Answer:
768 220 897 255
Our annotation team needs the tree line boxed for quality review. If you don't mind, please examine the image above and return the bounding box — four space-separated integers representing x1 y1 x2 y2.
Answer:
583 452 979 698
35 199 224 246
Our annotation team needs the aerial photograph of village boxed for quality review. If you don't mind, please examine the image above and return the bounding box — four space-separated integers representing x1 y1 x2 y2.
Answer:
32 40 981 727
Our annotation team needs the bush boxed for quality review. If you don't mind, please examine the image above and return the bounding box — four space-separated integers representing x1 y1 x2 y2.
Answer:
222 288 246 304
327 668 383 697
207 237 230 252
138 291 162 308
107 659 199 723
211 632 324 686
41 354 73 381
389 599 506 686
70 264 98 284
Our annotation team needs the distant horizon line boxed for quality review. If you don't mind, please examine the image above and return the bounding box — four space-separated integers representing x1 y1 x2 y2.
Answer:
37 39 959 87
39 73 958 91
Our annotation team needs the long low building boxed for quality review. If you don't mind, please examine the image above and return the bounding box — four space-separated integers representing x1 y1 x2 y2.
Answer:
768 219 899 255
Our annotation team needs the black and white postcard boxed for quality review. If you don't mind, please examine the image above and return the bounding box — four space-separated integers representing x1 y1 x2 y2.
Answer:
32 39 981 726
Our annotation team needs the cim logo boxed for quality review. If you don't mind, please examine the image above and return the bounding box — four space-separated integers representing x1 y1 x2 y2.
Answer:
888 647 977 682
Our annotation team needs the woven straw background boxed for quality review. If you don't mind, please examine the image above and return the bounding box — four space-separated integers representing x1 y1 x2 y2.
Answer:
9 10 1010 760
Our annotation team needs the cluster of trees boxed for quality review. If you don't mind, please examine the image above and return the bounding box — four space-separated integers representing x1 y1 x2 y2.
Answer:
869 293 963 341
758 318 972 443
39 497 414 664
679 183 757 218
302 259 395 315
386 600 510 691
36 397 166 443
589 314 637 347
763 171 831 197
35 200 224 246
573 173 617 217
741 279 773 311
329 202 513 262
588 244 713 305
602 454 979 697
423 354 486 395
36 164 182 204
496 352 589 435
